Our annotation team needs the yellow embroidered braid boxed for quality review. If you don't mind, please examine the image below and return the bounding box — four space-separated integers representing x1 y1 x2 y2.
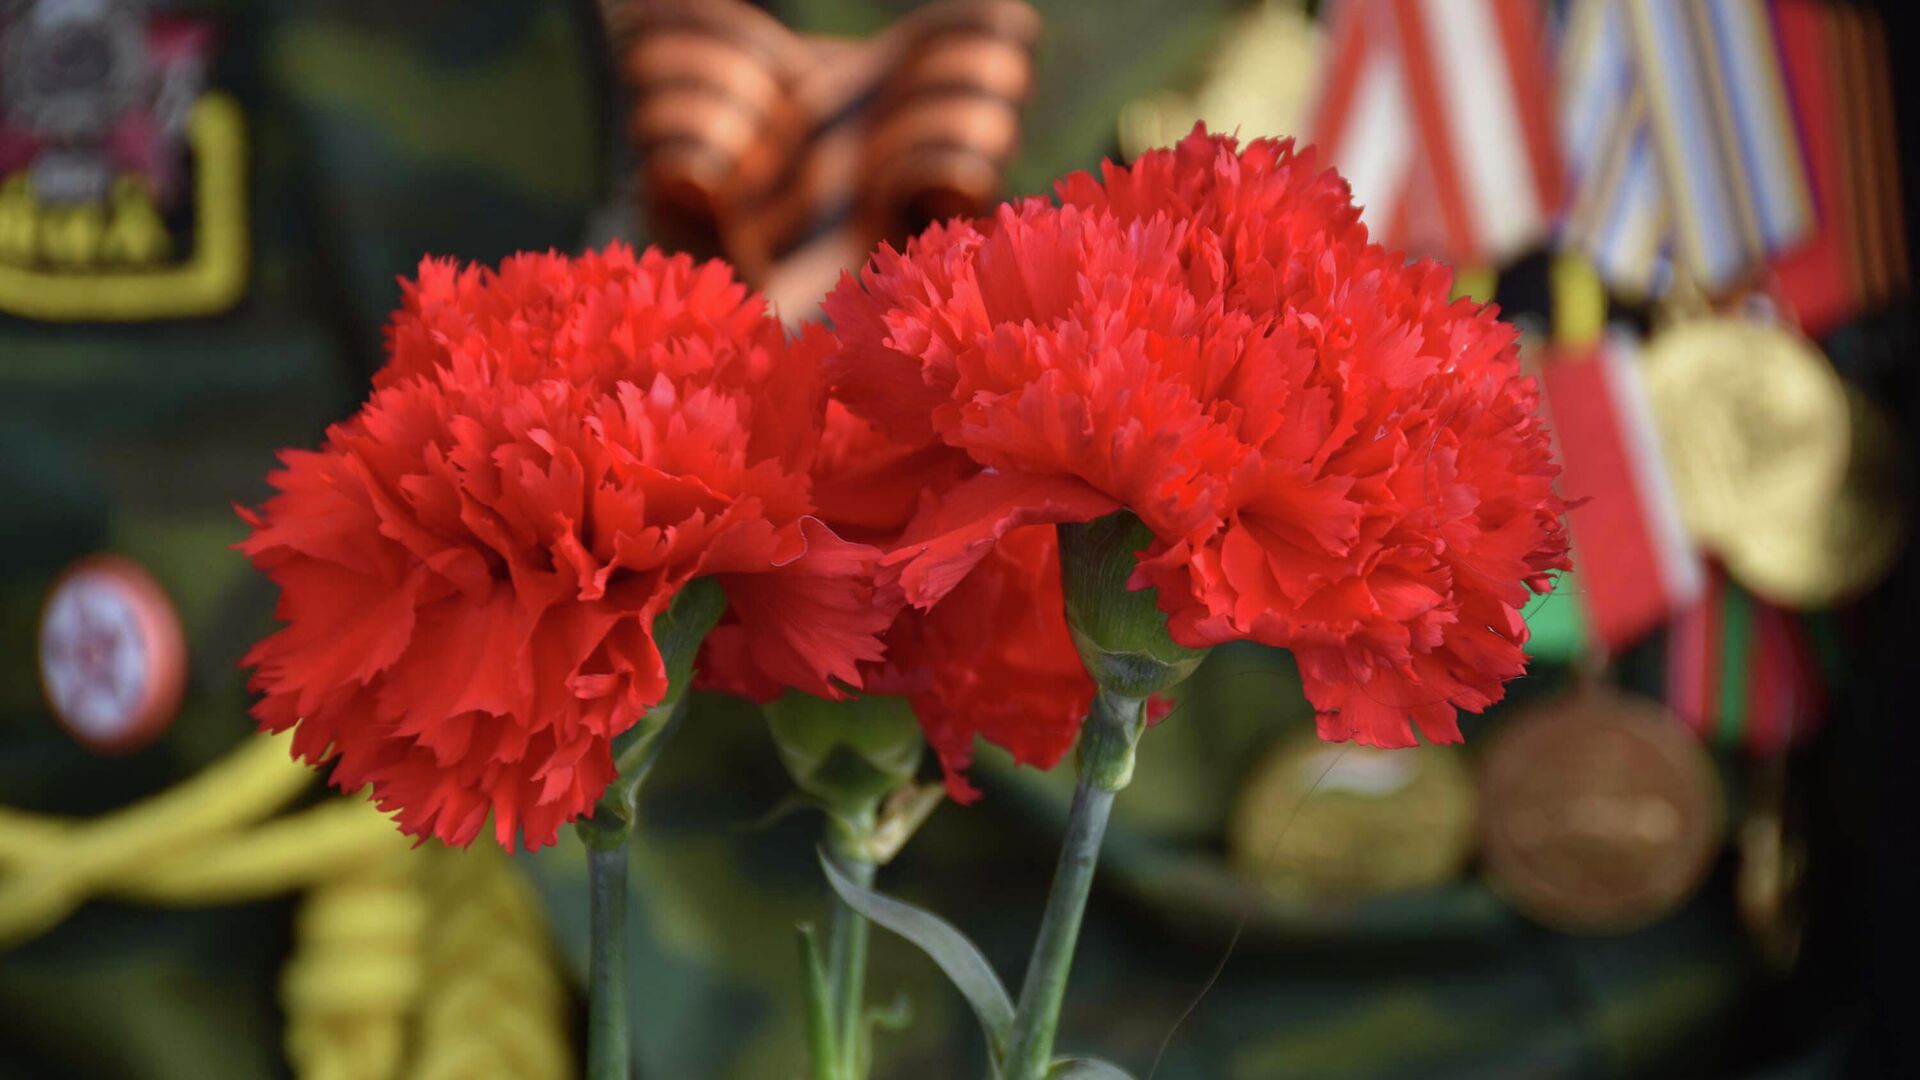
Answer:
0 733 572 1080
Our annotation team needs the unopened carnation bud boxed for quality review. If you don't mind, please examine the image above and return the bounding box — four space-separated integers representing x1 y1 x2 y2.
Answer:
763 692 924 824
1057 512 1207 699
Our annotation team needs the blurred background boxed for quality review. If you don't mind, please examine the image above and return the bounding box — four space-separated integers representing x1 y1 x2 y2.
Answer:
2 1 1914 1078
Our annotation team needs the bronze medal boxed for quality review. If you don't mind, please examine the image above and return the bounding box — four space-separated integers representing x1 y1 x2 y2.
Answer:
1230 736 1476 899
1478 688 1722 934
1639 317 1850 553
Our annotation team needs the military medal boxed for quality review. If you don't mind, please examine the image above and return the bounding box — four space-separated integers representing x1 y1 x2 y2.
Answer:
1230 735 1476 899
1725 388 1906 609
38 555 186 754
1638 316 1851 557
1478 688 1722 934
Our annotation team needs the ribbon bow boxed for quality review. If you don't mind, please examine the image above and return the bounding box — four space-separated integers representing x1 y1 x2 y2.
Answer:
612 0 1041 315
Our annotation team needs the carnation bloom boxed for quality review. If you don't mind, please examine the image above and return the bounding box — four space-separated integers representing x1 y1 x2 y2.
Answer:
702 399 1096 801
240 246 887 850
824 128 1570 750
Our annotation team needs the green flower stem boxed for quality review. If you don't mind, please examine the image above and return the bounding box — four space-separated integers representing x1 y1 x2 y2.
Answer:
603 696 689 821
575 691 690 1080
824 845 877 1078
577 698 683 1080
573 577 728 1080
1002 689 1145 1080
799 924 839 1080
585 837 632 1080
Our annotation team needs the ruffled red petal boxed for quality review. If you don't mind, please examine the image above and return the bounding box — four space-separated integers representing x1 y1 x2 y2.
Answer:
868 525 1095 801
243 246 883 849
827 126 1570 751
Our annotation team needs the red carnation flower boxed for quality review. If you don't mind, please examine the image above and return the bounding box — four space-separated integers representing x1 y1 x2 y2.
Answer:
240 246 888 850
702 400 1096 801
868 525 1097 803
824 127 1569 750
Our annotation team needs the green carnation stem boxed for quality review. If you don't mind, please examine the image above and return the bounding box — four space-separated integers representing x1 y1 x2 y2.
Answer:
825 846 878 1078
576 694 690 1080
576 579 727 1080
585 838 632 1080
1002 689 1143 1080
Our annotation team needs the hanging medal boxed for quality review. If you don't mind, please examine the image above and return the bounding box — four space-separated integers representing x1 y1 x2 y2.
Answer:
1736 753 1807 975
1477 683 1723 935
1638 313 1851 568
1230 736 1477 901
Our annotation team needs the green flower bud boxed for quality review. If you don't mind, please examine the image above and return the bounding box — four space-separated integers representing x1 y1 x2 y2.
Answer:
763 692 925 823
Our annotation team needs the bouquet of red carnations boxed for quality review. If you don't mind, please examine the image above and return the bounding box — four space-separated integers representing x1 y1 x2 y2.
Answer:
238 129 1568 1080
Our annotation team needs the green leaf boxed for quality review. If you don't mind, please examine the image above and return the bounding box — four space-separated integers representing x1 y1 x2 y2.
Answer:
1047 1059 1138 1079
817 849 1014 1061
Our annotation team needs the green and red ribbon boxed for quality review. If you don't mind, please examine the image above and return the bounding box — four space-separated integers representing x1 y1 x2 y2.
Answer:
1666 566 1829 754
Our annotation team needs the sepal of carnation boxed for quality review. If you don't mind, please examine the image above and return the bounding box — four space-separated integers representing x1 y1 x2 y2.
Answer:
762 691 925 820
1057 512 1208 698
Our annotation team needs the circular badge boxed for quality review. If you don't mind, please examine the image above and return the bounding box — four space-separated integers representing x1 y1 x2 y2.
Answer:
1231 736 1477 899
1640 318 1850 553
38 555 187 753
1479 689 1722 934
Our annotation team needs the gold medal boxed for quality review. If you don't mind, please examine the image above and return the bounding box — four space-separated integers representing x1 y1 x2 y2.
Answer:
1117 4 1321 159
1639 317 1851 552
1229 735 1476 899
1723 388 1906 608
1478 688 1722 934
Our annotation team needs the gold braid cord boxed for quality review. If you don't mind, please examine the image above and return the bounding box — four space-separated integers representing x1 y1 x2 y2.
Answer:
0 733 573 1080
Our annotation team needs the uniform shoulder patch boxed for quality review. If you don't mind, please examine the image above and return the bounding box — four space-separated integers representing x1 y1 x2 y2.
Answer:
0 2 246 322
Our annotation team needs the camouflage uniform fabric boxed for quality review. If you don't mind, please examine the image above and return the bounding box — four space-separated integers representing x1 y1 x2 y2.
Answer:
3 1 1883 1078
0 2 604 1075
